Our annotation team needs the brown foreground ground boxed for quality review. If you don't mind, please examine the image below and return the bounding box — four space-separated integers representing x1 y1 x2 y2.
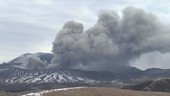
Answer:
43 87 170 96
0 92 18 96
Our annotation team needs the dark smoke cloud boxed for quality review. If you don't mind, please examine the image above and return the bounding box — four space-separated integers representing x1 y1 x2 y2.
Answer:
50 6 170 72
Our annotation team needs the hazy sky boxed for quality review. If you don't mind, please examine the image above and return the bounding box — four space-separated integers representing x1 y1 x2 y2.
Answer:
0 0 170 70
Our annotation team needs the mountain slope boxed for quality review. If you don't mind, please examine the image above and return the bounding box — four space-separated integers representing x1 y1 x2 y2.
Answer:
3 67 96 84
126 78 170 92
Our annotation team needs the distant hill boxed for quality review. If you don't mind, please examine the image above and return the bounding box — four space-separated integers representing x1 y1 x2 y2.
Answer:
126 78 170 92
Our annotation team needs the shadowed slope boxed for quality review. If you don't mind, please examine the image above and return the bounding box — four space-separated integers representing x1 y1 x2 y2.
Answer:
126 78 170 92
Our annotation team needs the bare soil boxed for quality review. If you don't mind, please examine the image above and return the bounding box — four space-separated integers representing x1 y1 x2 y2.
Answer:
43 87 170 96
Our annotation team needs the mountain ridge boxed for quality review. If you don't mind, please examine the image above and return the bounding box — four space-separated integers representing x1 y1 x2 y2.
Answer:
1 52 170 92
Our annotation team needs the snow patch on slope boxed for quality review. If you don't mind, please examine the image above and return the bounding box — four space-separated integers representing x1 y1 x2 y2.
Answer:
22 87 87 96
5 69 96 84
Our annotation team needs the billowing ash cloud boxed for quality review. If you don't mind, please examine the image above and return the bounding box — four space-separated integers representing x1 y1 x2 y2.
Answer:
50 6 170 71
21 55 47 70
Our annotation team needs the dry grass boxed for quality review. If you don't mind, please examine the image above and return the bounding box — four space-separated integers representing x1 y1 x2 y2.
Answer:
0 92 16 96
43 87 170 96
0 91 24 96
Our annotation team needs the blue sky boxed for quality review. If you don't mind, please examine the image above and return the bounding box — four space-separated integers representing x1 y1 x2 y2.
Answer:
0 0 170 69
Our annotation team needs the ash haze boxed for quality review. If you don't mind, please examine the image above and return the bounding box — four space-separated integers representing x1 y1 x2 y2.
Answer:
1 0 170 70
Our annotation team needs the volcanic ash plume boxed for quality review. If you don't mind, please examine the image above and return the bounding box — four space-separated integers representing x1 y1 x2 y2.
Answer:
50 6 170 72
21 55 47 70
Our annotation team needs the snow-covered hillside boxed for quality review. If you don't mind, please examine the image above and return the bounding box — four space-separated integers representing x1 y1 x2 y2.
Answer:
0 64 127 90
5 68 96 84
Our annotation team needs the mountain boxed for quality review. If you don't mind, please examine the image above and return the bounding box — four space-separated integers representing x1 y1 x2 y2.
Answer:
8 52 54 64
0 62 128 91
1 53 170 92
3 67 125 86
125 78 170 92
